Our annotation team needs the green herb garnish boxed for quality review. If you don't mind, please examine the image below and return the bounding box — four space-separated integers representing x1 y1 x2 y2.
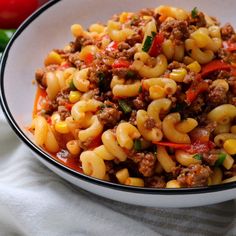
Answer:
191 7 198 18
193 153 203 160
134 139 142 151
142 35 153 52
215 153 226 167
98 72 110 92
69 79 77 91
138 85 142 93
118 100 132 114
125 70 136 79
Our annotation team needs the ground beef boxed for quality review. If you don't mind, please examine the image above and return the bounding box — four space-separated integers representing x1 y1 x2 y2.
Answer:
160 19 189 43
133 95 147 110
56 89 70 106
217 70 231 80
97 107 122 128
177 164 212 187
228 76 236 95
105 161 115 175
129 152 156 177
183 71 196 84
35 68 46 88
58 106 70 120
189 12 206 27
221 23 235 40
202 151 219 166
207 84 227 105
167 61 188 70
144 175 166 188
187 95 205 114
144 117 156 130
118 42 131 51
224 164 236 178
129 111 137 126
112 67 130 77
125 33 143 46
74 35 94 50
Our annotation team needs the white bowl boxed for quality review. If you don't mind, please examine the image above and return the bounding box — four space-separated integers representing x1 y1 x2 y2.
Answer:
1 0 236 208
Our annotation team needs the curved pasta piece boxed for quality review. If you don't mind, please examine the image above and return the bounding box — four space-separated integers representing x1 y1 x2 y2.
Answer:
132 54 167 78
136 110 163 142
175 150 201 167
73 68 90 92
93 145 115 160
116 122 141 149
147 98 172 125
162 113 191 144
80 151 106 179
207 104 236 125
112 81 141 97
46 72 61 100
155 5 188 20
214 133 236 147
102 130 127 161
78 115 103 142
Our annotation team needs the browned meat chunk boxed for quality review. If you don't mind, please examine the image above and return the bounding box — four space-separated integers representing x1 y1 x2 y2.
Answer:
177 164 212 187
207 83 227 105
160 19 189 43
125 33 143 47
97 107 122 128
190 12 206 27
228 76 236 95
144 175 166 188
221 23 235 40
133 96 146 110
144 117 156 130
130 152 156 177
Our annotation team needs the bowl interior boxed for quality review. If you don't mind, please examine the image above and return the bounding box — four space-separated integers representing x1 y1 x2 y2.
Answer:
1 0 236 194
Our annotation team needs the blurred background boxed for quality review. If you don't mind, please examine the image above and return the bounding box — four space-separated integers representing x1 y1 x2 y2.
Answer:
0 0 49 57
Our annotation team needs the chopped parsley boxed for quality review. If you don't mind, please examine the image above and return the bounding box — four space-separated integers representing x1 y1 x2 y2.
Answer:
98 72 110 92
134 139 142 151
215 153 227 167
193 153 203 160
191 7 198 18
138 85 142 93
69 79 77 91
118 100 132 114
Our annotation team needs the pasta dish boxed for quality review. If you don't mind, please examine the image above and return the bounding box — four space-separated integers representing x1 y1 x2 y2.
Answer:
30 5 236 188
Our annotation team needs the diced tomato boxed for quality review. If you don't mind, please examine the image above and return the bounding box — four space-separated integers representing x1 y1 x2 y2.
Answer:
201 60 231 77
185 77 208 104
84 53 94 65
65 103 73 111
87 134 102 149
112 59 131 68
185 140 215 154
106 41 119 52
148 33 164 57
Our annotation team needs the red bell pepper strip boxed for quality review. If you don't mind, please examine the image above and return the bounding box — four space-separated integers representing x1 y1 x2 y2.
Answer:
201 60 231 77
153 140 215 154
148 33 164 57
112 59 131 68
185 76 209 104
65 103 73 111
106 41 119 52
153 141 191 149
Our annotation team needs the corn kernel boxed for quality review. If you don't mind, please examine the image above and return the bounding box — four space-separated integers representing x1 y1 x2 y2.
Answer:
187 61 201 73
125 177 144 187
44 51 63 66
169 68 187 82
166 180 181 188
116 168 129 184
223 139 236 155
89 23 105 33
149 85 165 99
69 91 81 103
55 121 70 134
71 24 84 37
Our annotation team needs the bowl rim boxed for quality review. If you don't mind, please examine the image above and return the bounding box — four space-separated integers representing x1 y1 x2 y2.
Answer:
0 0 236 195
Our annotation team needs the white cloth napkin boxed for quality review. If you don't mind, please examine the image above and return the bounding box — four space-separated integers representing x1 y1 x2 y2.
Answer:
0 109 235 236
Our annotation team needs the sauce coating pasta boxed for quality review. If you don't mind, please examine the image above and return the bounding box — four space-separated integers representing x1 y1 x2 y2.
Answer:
31 5 236 188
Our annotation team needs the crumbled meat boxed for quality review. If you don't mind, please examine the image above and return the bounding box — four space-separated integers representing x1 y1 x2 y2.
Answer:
97 107 122 128
125 33 143 46
207 84 227 105
217 70 231 80
177 164 212 187
144 117 156 130
112 67 130 77
129 152 156 177
105 161 115 175
35 68 46 88
58 106 70 120
133 95 147 110
228 76 236 95
183 72 196 84
56 89 70 106
118 42 131 51
221 23 235 40
202 150 219 166
139 8 155 16
167 61 188 70
160 19 189 43
190 12 206 27
224 164 236 178
129 111 137 126
144 175 166 188
188 95 205 114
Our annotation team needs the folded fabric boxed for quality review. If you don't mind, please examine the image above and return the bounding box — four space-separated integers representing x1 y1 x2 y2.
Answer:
0 110 235 236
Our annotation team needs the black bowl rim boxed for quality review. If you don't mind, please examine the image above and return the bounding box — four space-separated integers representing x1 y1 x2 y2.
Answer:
0 0 236 195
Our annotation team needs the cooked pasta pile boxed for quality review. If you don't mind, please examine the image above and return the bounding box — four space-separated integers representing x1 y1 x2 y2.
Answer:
31 5 236 188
